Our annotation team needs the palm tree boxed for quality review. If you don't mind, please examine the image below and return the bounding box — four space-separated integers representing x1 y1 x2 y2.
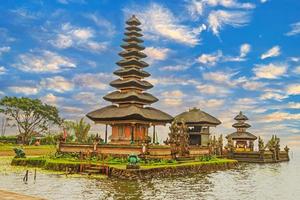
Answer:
64 118 91 143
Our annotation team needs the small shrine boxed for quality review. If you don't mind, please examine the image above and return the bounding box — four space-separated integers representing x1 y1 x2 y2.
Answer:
226 111 257 151
86 15 173 145
174 108 221 146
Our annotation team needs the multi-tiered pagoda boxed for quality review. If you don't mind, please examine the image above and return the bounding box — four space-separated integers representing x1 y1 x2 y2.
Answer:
226 111 257 151
87 15 173 144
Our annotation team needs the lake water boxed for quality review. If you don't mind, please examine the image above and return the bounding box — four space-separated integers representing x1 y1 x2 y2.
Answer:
0 149 299 200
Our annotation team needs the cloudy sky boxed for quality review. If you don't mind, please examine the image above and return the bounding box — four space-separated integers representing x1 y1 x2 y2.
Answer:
0 0 299 147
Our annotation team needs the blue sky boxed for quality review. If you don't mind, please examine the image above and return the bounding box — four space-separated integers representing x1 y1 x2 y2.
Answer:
0 0 299 146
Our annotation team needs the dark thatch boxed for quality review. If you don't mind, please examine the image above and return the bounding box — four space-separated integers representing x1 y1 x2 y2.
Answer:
226 132 257 140
232 122 251 128
87 105 173 123
120 43 145 51
113 68 150 77
110 79 153 89
116 58 149 68
126 15 141 26
234 111 249 120
175 107 221 125
103 91 158 104
119 50 146 58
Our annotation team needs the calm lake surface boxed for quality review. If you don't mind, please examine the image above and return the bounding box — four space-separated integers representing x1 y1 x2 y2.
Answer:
0 149 299 200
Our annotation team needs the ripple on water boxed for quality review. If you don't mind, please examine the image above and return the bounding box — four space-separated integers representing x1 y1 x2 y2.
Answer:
1 153 300 200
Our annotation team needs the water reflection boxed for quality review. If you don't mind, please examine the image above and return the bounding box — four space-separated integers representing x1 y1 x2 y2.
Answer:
1 153 300 200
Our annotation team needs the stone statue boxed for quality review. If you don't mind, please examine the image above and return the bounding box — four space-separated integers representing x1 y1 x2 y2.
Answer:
284 145 290 153
126 154 140 169
258 136 265 151
218 135 223 155
13 147 26 158
167 120 189 158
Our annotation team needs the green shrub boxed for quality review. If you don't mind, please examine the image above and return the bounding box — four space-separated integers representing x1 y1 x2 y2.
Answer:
0 136 17 144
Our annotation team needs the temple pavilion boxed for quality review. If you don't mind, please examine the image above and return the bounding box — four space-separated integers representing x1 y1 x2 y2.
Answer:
226 111 257 151
87 15 173 145
175 108 221 146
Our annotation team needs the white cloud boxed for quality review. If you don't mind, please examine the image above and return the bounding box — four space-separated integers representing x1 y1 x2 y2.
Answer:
0 46 10 56
73 73 112 90
261 0 268 3
85 13 115 36
253 63 287 79
208 10 250 36
73 92 99 105
160 65 189 71
261 46 281 59
50 23 107 52
129 3 202 46
197 84 230 96
187 0 255 18
9 86 39 95
240 43 251 57
260 92 287 101
242 81 266 91
61 106 83 114
161 90 184 106
286 22 300 36
293 66 300 74
40 93 59 106
14 50 76 73
144 47 170 63
286 84 300 95
0 66 6 75
287 102 300 109
41 76 74 93
264 112 300 122
197 44 250 66
197 50 222 66
202 71 234 86
198 98 224 108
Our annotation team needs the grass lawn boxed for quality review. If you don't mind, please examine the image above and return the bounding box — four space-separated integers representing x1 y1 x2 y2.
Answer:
0 144 56 156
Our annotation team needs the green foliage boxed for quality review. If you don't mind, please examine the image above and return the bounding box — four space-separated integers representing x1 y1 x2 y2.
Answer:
0 96 63 144
0 135 17 144
64 118 91 143
195 155 217 162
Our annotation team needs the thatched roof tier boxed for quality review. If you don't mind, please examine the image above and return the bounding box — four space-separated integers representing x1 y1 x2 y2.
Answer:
125 26 142 32
234 111 249 121
113 68 150 77
120 43 145 51
126 15 141 26
232 122 251 128
87 15 172 125
175 107 221 126
125 31 143 37
87 105 173 124
103 91 158 104
118 50 147 59
123 37 144 43
226 132 257 140
116 58 149 68
110 79 153 90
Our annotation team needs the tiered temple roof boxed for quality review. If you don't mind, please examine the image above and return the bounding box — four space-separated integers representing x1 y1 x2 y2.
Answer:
87 15 172 124
226 111 257 140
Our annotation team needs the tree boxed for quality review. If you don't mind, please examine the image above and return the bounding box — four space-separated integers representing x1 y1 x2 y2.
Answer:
0 116 13 136
64 118 90 143
0 96 62 144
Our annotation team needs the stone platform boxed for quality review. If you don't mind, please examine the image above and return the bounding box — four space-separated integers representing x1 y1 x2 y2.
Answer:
0 189 46 200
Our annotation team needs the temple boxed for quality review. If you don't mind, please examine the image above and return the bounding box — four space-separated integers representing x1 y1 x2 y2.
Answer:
226 111 257 151
86 15 173 145
175 108 221 146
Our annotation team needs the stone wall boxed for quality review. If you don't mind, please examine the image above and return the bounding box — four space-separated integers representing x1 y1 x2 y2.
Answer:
110 161 238 180
229 151 289 163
